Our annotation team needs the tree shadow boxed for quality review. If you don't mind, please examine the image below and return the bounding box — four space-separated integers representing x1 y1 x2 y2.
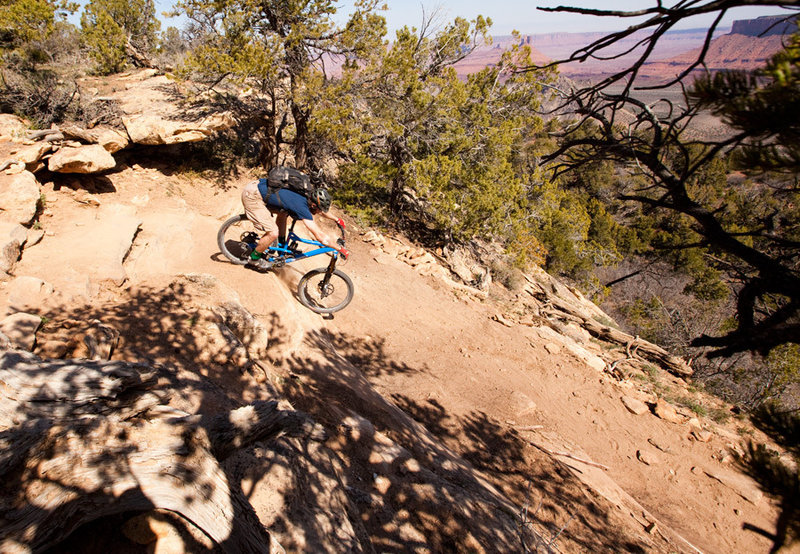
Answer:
266 327 661 553
738 405 800 553
0 281 346 552
50 173 117 194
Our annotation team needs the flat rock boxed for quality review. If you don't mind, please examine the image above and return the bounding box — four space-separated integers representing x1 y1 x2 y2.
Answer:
510 390 538 416
654 398 686 424
544 342 561 355
0 170 40 225
0 312 41 351
636 449 661 465
621 395 649 415
48 144 117 173
0 221 28 275
0 114 29 138
14 203 141 295
564 342 607 372
6 276 54 311
704 468 763 504
692 429 714 443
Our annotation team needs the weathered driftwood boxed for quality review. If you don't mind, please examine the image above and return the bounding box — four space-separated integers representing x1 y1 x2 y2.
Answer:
0 350 321 553
25 130 63 142
59 125 98 145
523 276 693 378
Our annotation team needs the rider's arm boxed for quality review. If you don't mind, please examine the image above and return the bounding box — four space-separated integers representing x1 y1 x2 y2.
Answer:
319 210 345 228
303 218 347 256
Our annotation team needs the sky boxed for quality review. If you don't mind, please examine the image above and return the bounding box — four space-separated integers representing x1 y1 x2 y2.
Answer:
372 1 792 36
145 0 791 35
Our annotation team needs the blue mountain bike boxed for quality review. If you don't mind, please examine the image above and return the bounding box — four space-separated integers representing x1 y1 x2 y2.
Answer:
217 214 354 314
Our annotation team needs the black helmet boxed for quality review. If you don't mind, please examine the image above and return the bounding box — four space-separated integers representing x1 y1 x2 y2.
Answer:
311 188 332 212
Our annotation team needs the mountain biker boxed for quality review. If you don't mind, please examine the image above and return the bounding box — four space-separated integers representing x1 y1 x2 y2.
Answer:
240 175 349 270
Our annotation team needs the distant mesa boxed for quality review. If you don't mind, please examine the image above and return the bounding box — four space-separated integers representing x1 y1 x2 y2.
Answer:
454 15 798 82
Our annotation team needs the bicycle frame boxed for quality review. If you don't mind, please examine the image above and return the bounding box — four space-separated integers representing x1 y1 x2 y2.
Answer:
264 219 341 266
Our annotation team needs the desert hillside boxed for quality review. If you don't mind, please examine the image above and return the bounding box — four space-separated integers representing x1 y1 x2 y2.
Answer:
0 71 787 553
455 15 795 82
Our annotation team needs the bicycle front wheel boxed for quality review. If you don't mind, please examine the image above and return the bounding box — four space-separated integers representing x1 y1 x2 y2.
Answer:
218 214 259 265
297 268 354 314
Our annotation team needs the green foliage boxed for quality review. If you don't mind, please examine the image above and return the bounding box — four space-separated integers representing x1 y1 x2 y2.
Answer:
764 344 800 405
80 0 160 74
176 0 386 168
312 20 556 248
156 26 187 67
0 0 77 65
691 26 800 173
529 180 592 275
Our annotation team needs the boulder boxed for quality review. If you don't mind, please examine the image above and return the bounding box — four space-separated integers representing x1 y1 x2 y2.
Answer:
7 142 52 167
0 312 41 351
212 301 270 360
653 398 686 424
621 395 649 416
61 124 130 153
48 144 117 174
0 221 28 275
122 114 234 146
92 127 130 153
0 170 40 225
6 276 54 311
0 114 29 139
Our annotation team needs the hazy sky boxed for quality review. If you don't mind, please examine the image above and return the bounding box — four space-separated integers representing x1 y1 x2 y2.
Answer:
148 0 791 35
375 1 792 35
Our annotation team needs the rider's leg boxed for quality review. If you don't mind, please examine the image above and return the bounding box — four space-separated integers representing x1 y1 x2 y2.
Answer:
275 212 289 245
254 230 278 256
241 180 278 261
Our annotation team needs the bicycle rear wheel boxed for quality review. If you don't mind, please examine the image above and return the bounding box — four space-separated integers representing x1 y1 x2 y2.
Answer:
297 268 354 314
218 214 259 265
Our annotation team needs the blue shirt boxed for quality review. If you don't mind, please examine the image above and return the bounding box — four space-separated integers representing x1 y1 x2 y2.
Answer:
261 183 313 221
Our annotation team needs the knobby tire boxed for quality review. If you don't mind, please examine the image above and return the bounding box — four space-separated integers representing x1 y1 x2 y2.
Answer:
297 268 354 314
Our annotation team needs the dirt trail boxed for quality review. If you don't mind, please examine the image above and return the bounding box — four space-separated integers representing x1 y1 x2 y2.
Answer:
2 163 784 553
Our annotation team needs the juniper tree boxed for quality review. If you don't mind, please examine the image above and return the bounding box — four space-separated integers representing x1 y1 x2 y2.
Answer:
80 0 160 74
0 0 76 64
313 17 556 253
175 0 385 169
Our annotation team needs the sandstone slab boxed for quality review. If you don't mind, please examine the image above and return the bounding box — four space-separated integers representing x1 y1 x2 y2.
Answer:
7 276 54 311
621 395 649 415
9 142 52 167
48 144 117 174
0 312 41 351
122 114 233 146
0 170 40 225
0 221 28 275
0 114 29 139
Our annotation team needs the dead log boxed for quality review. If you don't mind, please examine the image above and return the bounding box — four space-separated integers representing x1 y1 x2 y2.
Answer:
525 283 693 378
59 125 97 145
0 350 321 552
125 39 154 68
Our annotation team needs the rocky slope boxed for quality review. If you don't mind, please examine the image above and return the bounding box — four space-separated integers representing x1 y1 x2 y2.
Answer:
0 71 786 553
